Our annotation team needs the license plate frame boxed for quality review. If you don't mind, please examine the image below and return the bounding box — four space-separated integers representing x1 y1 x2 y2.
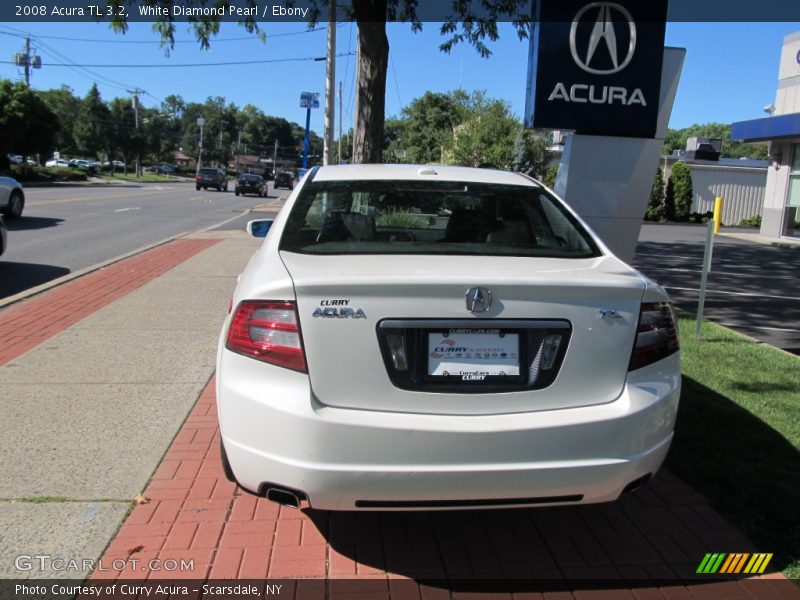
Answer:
425 328 524 384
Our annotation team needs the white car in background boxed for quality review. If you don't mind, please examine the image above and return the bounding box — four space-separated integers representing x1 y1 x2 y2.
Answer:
0 176 25 219
216 164 681 511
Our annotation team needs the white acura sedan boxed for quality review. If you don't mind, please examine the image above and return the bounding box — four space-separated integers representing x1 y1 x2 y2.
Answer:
217 164 680 511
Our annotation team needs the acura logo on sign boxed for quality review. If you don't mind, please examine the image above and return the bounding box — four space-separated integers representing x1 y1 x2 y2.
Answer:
569 2 636 75
465 287 492 313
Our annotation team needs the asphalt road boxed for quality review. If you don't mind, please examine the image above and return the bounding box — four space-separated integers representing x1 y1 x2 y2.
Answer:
633 224 800 355
0 178 279 300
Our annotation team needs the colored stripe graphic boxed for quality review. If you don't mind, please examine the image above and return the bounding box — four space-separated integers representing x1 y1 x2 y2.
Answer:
697 552 773 574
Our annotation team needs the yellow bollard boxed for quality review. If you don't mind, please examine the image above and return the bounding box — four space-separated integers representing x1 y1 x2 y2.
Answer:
713 196 724 234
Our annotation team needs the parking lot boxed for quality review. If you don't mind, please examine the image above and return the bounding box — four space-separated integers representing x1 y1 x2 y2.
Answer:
633 224 800 355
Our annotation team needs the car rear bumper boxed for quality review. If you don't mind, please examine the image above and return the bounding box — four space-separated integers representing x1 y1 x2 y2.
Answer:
217 352 680 510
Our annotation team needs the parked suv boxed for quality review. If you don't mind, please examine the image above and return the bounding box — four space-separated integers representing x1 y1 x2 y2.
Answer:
196 167 228 191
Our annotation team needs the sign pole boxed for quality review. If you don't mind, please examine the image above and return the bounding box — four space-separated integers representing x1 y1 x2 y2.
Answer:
302 107 312 170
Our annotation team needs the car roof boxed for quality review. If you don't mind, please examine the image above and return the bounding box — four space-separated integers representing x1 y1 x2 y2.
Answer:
311 164 540 187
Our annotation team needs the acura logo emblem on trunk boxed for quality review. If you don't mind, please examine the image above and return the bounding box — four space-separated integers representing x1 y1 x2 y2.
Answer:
570 2 636 75
465 287 492 313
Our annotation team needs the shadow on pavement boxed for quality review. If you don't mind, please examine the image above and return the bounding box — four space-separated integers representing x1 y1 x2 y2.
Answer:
5 216 64 231
0 262 70 299
666 376 800 573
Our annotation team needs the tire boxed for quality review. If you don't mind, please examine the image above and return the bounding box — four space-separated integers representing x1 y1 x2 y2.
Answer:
4 190 24 219
235 191 239 197
195 185 201 191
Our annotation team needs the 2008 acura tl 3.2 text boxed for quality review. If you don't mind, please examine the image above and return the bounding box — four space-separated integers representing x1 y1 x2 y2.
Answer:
216 164 680 510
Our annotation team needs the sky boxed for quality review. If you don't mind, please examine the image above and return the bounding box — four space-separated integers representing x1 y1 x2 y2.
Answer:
1 19 799 138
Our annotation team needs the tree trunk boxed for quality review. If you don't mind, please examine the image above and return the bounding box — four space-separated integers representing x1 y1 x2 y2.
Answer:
353 0 388 164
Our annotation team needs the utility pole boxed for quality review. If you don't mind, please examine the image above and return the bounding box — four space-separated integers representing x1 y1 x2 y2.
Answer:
338 80 343 164
353 29 360 162
235 130 242 175
196 115 206 175
24 37 31 87
13 37 41 87
323 0 336 165
127 88 145 176
273 139 279 177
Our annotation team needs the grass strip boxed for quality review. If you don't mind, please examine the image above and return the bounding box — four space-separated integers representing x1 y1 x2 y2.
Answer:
667 315 799 577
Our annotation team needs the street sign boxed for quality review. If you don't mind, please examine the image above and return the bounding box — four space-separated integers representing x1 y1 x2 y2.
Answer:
300 92 320 109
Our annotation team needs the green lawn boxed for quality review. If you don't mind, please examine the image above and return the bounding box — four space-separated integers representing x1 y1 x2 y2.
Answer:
667 315 800 577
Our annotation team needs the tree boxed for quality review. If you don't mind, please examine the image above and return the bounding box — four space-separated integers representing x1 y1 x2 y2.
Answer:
442 93 519 170
112 0 530 164
664 122 768 160
0 80 58 164
399 91 466 164
40 85 81 156
108 97 139 172
512 129 551 179
664 162 693 222
543 164 559 189
645 167 666 222
74 84 112 160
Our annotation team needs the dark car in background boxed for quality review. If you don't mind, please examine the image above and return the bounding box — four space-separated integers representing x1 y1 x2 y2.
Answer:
235 174 267 197
196 167 228 192
273 171 294 190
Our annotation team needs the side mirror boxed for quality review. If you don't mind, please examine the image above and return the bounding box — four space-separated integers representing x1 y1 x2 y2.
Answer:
246 219 274 238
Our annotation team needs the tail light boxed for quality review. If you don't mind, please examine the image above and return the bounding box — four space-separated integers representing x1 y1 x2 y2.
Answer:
226 301 307 372
629 302 679 371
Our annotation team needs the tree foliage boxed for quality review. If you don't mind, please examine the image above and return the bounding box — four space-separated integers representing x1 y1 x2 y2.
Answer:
665 162 693 222
74 84 112 159
664 123 768 160
111 0 530 164
645 167 666 222
441 93 520 170
0 80 58 162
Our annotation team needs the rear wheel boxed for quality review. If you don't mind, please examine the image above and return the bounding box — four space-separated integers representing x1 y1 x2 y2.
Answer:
195 185 201 191
4 190 24 219
235 190 240 197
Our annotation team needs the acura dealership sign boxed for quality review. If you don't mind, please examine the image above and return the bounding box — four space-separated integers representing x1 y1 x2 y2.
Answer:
525 0 668 138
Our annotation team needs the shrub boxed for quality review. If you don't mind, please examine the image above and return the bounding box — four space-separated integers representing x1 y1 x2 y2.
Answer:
738 215 762 228
645 167 666 221
665 162 693 222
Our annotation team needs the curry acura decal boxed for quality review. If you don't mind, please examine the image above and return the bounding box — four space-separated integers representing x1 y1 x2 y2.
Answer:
312 299 366 319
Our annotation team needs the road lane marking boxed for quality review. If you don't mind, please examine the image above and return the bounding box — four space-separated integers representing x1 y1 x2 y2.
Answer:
667 286 800 301
28 189 176 206
114 207 142 213
718 323 800 333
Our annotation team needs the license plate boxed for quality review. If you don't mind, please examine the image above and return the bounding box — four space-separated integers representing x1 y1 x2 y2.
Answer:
427 329 520 378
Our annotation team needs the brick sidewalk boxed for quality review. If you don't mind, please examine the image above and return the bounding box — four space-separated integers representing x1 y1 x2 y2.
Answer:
0 239 217 366
93 379 799 598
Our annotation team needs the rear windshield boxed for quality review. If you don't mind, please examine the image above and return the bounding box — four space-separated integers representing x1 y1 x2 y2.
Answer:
279 180 601 258
240 174 261 181
199 168 218 175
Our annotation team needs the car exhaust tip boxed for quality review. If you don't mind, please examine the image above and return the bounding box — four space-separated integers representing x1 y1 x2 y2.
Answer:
621 473 652 495
262 485 306 508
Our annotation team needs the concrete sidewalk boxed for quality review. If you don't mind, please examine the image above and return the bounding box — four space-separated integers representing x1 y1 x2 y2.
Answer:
0 230 261 579
0 218 797 597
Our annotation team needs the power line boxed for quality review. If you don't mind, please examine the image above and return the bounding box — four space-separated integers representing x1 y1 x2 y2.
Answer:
0 52 356 69
0 24 346 44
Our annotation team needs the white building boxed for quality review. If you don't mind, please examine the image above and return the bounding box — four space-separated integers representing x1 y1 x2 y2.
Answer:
731 31 800 239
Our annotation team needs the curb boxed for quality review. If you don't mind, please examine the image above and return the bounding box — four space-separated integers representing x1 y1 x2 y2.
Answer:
0 208 252 311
